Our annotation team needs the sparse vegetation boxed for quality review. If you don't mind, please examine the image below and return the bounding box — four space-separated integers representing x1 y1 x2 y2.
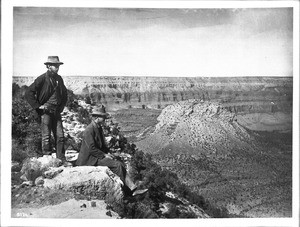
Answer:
12 84 43 162
121 149 230 218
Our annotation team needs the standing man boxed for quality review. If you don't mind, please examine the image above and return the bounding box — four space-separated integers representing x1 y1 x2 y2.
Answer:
25 56 70 166
76 105 148 196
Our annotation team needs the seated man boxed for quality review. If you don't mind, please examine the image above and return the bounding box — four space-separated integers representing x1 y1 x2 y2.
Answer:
76 105 147 196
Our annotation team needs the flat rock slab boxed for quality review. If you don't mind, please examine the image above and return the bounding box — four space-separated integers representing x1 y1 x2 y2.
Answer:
11 199 119 219
43 166 124 206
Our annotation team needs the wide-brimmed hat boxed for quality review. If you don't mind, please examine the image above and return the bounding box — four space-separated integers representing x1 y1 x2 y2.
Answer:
44 56 64 65
91 105 109 118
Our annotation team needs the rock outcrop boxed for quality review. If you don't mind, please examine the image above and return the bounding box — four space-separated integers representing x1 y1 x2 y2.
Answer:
43 166 124 206
61 107 88 145
20 155 63 182
19 140 125 208
136 99 254 157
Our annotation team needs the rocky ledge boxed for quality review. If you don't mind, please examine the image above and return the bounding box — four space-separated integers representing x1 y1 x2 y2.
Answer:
43 166 124 205
18 155 124 208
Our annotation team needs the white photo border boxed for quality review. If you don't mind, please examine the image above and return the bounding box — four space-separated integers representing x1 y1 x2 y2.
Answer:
1 1 299 227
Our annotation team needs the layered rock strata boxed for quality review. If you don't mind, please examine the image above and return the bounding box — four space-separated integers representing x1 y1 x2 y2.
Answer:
13 76 292 115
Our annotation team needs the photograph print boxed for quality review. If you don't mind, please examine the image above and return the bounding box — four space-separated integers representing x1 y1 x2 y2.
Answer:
2 0 299 226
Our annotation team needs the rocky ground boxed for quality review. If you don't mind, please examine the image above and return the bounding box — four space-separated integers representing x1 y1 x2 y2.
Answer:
11 101 126 219
12 199 119 219
11 159 124 219
11 100 212 219
11 165 122 219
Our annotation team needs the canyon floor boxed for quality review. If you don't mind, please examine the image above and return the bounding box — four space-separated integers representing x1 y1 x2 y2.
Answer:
112 107 292 218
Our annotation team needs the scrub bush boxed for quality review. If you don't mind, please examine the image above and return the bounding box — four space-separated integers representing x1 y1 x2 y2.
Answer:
12 94 42 162
124 149 230 218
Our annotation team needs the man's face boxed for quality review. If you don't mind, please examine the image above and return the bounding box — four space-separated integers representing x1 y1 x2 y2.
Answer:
94 116 106 125
48 64 60 74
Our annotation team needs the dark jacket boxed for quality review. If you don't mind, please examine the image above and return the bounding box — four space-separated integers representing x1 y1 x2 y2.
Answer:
25 71 68 113
76 121 110 166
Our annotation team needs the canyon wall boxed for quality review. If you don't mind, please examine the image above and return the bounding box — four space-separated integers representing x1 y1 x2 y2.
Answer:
13 76 293 114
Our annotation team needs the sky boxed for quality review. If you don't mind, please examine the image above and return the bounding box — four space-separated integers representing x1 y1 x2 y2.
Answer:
13 7 293 77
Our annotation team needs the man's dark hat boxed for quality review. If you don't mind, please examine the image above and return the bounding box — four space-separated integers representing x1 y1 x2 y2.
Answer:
44 56 64 65
91 105 109 118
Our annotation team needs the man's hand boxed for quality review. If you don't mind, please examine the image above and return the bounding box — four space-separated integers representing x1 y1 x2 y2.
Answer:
104 153 115 159
39 105 47 110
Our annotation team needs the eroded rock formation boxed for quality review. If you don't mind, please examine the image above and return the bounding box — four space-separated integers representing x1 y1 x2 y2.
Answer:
135 99 292 217
136 99 254 156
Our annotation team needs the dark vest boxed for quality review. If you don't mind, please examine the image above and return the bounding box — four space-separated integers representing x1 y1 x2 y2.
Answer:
45 76 62 108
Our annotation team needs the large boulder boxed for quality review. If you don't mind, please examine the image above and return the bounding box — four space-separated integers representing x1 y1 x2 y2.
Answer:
20 155 62 182
43 166 124 207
